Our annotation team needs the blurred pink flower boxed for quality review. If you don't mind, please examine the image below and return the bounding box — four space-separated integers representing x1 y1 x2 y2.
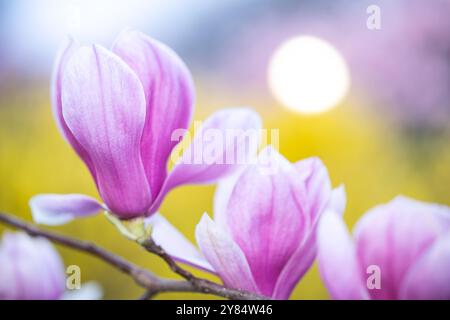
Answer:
318 196 450 300
29 29 261 223
0 232 101 300
149 147 346 299
0 232 65 300
219 0 450 128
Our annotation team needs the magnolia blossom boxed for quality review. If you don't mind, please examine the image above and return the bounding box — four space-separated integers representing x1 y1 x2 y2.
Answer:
29 29 261 224
318 196 450 300
149 147 346 299
0 232 101 300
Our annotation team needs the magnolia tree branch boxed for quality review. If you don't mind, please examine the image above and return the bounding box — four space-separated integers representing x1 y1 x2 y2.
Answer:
139 237 267 300
0 212 267 300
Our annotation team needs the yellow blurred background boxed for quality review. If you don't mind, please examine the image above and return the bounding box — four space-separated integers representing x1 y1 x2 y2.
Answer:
1 84 449 299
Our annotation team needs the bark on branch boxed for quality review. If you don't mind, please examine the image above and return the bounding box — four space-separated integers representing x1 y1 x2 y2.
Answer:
0 212 267 300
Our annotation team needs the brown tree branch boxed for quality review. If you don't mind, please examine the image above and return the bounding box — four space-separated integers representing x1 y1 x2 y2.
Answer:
139 237 267 300
138 289 158 300
0 211 267 300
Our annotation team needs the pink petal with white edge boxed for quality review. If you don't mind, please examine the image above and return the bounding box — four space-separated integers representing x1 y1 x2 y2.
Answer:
148 108 261 214
272 229 317 299
195 214 259 293
0 232 66 300
51 37 97 180
29 194 104 226
317 211 369 300
223 147 308 297
213 170 244 232
272 187 345 299
169 108 261 185
112 29 195 200
328 185 347 216
62 45 151 218
399 233 450 300
146 213 214 273
393 196 450 229
353 197 445 299
295 157 332 223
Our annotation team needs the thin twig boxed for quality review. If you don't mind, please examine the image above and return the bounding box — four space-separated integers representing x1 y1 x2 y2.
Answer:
140 237 268 300
138 290 157 300
0 211 267 300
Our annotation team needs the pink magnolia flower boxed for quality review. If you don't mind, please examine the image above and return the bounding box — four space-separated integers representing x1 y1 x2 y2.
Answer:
0 232 101 300
317 196 450 300
148 147 346 299
30 29 261 224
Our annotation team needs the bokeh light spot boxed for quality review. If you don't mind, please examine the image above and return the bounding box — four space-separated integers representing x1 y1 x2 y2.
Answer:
268 35 350 114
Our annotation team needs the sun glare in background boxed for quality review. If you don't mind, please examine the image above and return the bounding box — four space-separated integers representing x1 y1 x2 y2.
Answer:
268 36 350 115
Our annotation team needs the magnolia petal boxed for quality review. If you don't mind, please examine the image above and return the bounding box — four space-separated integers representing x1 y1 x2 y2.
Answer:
61 45 151 218
272 185 345 299
195 214 259 293
317 211 369 300
272 229 317 299
0 248 16 299
213 170 244 232
51 37 97 180
146 213 214 273
399 233 450 300
29 194 104 226
393 196 450 229
112 29 195 200
0 232 66 300
61 282 103 300
223 147 308 297
329 185 347 216
295 157 332 223
148 108 261 214
168 108 261 185
353 197 445 299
